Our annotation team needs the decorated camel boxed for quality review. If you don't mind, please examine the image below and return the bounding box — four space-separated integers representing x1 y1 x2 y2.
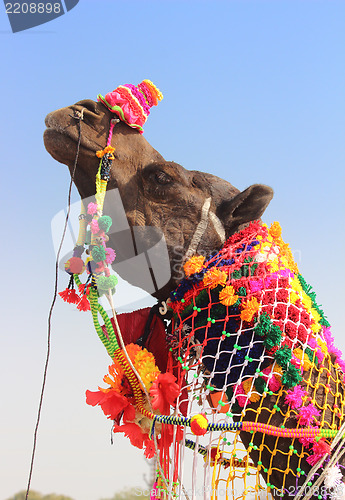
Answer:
44 81 345 500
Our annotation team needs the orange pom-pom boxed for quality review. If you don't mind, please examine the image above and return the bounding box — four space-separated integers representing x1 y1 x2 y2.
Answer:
269 221 282 239
190 413 208 436
219 285 238 306
183 255 205 277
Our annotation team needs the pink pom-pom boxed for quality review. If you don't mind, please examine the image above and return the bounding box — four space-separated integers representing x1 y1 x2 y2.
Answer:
268 374 281 392
285 386 307 409
90 219 100 234
298 404 320 426
234 384 247 407
249 279 264 293
87 202 98 215
105 247 116 264
299 429 316 448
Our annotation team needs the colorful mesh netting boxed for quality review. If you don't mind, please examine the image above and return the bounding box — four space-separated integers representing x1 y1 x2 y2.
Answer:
161 220 345 499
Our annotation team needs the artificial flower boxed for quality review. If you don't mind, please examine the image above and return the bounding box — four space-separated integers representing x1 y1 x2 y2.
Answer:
113 422 147 449
86 388 135 421
150 372 179 415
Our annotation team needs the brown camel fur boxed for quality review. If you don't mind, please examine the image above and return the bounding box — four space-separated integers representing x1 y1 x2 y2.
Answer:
44 98 272 301
44 98 343 498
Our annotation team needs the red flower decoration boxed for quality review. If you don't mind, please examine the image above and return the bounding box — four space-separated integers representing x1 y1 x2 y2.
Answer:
113 422 147 449
150 372 179 415
86 389 135 421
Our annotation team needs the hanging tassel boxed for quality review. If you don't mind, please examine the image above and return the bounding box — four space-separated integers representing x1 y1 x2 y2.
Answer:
77 294 91 312
69 288 80 304
59 275 79 304
59 288 72 302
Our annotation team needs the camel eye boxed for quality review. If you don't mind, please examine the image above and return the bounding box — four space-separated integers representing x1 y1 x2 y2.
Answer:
154 170 172 185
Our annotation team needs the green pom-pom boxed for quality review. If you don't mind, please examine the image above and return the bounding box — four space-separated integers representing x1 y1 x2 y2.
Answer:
237 287 247 297
264 324 282 349
231 270 242 280
91 245 106 263
254 377 267 394
254 312 272 337
98 216 112 233
274 345 292 370
96 275 118 293
281 365 302 388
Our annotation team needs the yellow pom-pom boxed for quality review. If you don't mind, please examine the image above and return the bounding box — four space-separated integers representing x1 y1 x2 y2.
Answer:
191 413 208 436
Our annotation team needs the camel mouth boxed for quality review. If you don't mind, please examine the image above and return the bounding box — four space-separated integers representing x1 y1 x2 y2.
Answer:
44 110 104 159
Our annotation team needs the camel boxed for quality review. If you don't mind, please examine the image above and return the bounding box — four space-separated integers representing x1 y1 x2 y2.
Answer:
44 96 344 499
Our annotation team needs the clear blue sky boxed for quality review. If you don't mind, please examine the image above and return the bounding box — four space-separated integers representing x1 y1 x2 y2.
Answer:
1 1 344 499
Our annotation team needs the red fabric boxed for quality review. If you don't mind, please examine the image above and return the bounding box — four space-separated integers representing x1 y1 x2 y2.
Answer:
102 308 169 372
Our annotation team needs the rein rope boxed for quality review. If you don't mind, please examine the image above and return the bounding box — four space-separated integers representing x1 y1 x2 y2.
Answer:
25 109 84 500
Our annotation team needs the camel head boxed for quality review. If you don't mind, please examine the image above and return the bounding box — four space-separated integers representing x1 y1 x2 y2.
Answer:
44 87 273 301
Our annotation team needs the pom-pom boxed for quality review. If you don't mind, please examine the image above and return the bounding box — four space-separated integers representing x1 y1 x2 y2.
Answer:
105 247 116 264
73 245 84 258
90 219 100 234
240 297 260 322
324 465 343 490
64 257 85 275
77 294 91 312
254 312 272 336
298 403 320 426
274 346 292 370
269 221 282 238
91 245 106 263
96 275 118 293
203 268 227 289
281 364 302 388
98 215 112 233
190 413 208 436
87 202 98 215
284 386 306 409
183 255 205 277
219 285 238 306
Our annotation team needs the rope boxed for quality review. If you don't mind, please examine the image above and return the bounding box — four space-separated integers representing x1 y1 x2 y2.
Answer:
24 109 84 500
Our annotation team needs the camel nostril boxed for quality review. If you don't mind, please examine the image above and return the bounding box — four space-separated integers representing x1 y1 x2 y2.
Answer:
74 99 100 115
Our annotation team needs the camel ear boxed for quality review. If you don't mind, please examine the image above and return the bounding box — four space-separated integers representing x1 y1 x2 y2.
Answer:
217 184 273 236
